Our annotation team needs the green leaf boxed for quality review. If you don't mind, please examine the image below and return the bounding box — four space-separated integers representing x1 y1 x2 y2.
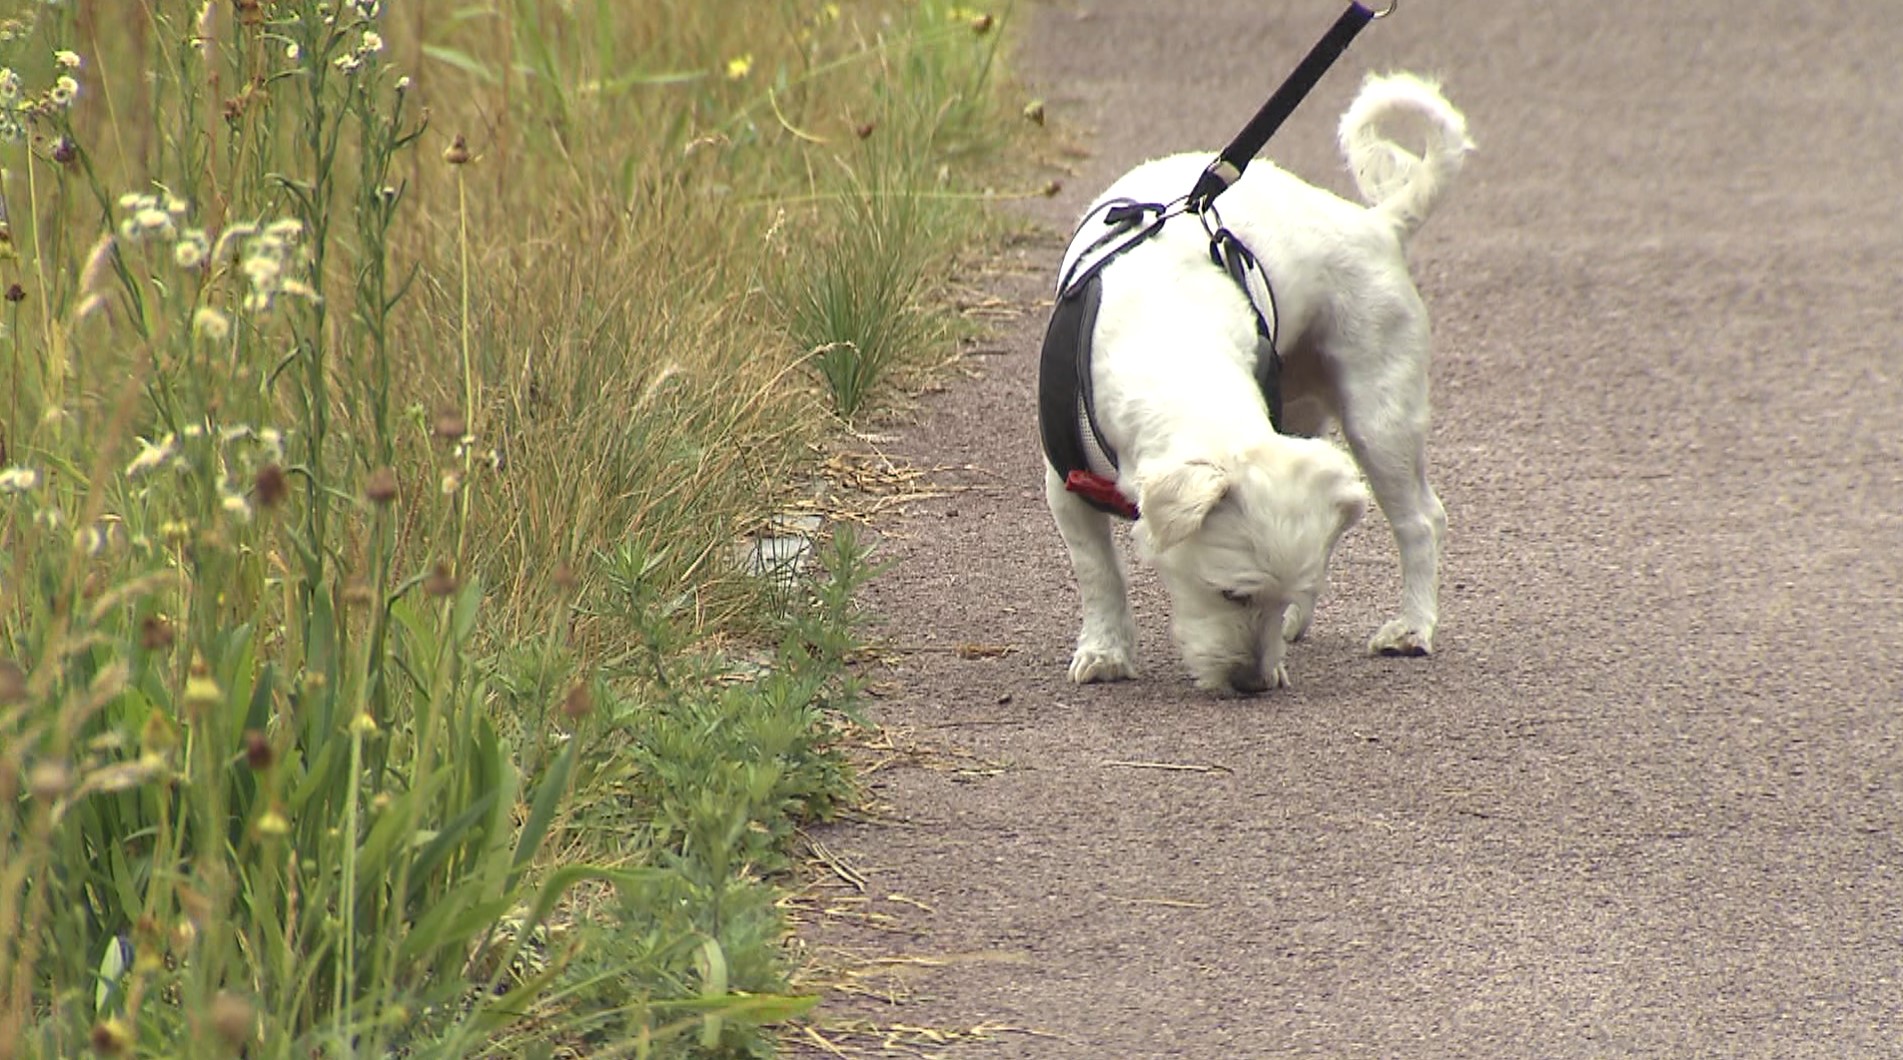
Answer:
451 576 483 645
404 787 502 905
508 737 575 887
421 44 499 85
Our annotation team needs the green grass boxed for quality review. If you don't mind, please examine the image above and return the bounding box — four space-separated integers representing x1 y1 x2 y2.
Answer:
0 0 1022 1055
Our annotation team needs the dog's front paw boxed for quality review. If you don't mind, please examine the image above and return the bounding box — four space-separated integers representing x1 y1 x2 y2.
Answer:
1267 663 1291 690
1369 619 1434 657
1069 645 1137 684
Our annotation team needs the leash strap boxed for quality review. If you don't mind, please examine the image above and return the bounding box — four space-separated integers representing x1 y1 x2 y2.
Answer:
1186 1 1387 213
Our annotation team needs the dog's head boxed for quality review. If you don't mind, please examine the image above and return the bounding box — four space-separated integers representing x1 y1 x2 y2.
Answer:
1133 438 1367 695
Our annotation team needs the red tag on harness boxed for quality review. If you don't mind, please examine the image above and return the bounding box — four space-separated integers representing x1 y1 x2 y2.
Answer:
1065 470 1139 520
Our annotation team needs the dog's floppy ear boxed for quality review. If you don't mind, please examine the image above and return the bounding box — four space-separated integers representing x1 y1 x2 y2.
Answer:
1136 459 1229 553
1330 475 1370 546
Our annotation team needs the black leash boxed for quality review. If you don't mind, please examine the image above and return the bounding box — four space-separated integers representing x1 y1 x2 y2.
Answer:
1186 1 1396 213
1039 1 1395 519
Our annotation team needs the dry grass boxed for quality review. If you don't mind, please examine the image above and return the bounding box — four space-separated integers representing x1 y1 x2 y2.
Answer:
0 0 1033 1053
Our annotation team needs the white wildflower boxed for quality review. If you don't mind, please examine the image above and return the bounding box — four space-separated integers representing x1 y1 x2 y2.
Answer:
0 68 20 103
0 466 39 493
333 53 362 75
359 30 383 54
133 207 173 238
116 191 190 244
174 228 210 269
257 427 284 461
220 489 251 521
241 252 282 291
394 75 411 93
234 220 310 314
54 50 81 69
276 277 319 305
286 41 300 62
193 306 230 342
126 434 178 477
211 222 258 262
49 75 77 108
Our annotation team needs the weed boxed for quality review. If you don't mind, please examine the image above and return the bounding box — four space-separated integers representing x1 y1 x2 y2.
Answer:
1 0 1017 1054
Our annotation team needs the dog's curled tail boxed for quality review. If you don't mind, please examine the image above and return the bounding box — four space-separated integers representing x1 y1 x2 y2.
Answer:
1338 72 1473 240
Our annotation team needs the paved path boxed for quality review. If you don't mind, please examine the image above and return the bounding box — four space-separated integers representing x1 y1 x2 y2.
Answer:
799 2 1903 1056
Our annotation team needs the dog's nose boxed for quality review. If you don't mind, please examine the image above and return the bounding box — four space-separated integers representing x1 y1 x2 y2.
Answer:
1227 664 1269 696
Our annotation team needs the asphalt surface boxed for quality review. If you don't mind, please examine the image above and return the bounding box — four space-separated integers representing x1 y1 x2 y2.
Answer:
796 2 1903 1056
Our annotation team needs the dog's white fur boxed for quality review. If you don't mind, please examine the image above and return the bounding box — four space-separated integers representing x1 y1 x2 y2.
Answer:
1045 72 1473 694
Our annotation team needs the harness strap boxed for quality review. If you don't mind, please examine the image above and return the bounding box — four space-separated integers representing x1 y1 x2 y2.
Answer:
1039 273 1139 519
1208 226 1284 430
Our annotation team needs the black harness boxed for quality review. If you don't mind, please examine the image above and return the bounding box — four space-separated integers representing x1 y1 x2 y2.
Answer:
1038 1 1393 520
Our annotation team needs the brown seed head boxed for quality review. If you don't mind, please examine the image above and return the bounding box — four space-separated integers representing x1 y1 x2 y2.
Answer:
138 615 176 652
444 134 471 165
90 1017 133 1056
431 410 466 442
341 579 375 608
52 136 77 165
561 680 594 721
4 283 24 303
141 709 180 755
0 657 25 704
1022 99 1046 126
243 729 275 771
27 759 70 802
1042 179 1063 198
423 561 457 598
971 12 994 34
854 121 876 140
210 992 256 1051
254 462 288 508
364 466 399 505
176 882 213 925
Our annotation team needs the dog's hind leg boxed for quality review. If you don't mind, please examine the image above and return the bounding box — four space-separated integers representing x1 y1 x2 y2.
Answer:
1045 466 1139 682
1336 325 1444 656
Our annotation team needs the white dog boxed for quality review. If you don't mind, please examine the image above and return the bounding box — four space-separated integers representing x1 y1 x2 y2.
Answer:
1043 72 1472 694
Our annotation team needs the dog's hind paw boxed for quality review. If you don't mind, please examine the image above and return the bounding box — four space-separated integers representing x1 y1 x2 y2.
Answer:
1069 646 1137 684
1369 619 1434 657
